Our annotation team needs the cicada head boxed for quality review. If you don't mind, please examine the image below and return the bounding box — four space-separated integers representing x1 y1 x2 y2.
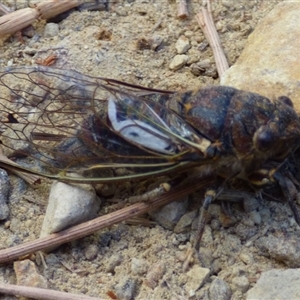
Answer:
253 95 300 157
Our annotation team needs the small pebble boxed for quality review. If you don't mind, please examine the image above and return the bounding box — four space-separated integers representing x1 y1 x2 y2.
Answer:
149 198 188 230
259 207 271 221
209 277 232 300
131 258 148 275
44 23 59 37
221 0 234 8
44 253 60 265
234 223 257 241
219 212 237 228
40 180 100 238
115 277 138 300
169 54 189 71
84 244 99 261
239 252 254 265
14 260 48 288
145 263 165 289
22 47 37 56
231 276 250 293
175 35 191 54
174 210 197 233
184 30 194 38
107 253 124 273
248 211 261 225
199 247 213 268
243 197 260 213
186 48 201 65
116 7 128 16
185 265 210 295
208 204 221 218
0 169 10 220
150 34 164 50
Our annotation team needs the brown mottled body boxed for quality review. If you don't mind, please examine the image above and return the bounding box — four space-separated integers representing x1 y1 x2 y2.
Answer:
0 66 300 251
176 86 300 182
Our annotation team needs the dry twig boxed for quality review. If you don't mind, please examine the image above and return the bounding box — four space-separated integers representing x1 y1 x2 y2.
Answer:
0 148 40 185
0 179 210 264
0 3 10 15
0 0 80 36
177 0 188 18
195 0 229 77
0 282 106 300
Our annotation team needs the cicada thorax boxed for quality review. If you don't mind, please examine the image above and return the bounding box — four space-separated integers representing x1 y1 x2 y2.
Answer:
176 86 300 179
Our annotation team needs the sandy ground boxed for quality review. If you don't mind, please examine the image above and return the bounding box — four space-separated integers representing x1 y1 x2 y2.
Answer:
0 0 292 299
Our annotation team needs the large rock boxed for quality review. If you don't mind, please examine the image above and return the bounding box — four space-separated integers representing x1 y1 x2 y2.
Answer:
221 2 300 113
247 269 300 300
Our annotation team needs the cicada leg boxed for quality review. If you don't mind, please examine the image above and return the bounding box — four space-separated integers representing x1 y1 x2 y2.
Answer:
273 171 300 225
194 183 224 250
250 165 300 226
127 182 171 203
183 180 224 271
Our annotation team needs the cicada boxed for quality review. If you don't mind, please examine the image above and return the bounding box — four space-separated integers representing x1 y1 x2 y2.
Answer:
0 66 300 248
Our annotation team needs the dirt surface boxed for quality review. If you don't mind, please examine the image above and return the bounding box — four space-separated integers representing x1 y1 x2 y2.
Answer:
0 0 294 299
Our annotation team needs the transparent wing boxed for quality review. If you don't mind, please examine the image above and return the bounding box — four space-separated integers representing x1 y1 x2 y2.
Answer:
0 66 206 182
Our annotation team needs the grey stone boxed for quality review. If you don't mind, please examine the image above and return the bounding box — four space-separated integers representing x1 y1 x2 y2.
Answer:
232 276 249 293
150 34 163 50
40 180 100 237
14 259 48 288
248 211 261 225
239 252 254 265
84 244 99 261
107 253 124 273
145 262 165 289
175 35 191 54
149 197 188 230
44 23 59 37
0 169 10 220
199 246 213 268
174 210 197 233
255 236 300 267
169 54 189 71
247 269 300 300
115 277 138 300
221 2 300 114
186 48 201 64
243 197 260 213
185 265 210 296
131 258 148 275
209 277 232 300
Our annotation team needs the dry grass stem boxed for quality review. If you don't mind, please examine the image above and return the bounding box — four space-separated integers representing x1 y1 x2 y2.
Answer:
0 0 81 36
0 7 38 36
0 180 208 264
36 0 81 20
196 0 229 77
177 0 188 18
0 3 10 15
0 150 40 185
0 282 106 300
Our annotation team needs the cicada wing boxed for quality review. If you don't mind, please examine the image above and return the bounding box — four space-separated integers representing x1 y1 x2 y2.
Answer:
106 88 212 157
0 66 199 182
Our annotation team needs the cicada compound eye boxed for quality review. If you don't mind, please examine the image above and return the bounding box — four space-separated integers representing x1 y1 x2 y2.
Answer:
254 128 275 152
277 95 294 108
